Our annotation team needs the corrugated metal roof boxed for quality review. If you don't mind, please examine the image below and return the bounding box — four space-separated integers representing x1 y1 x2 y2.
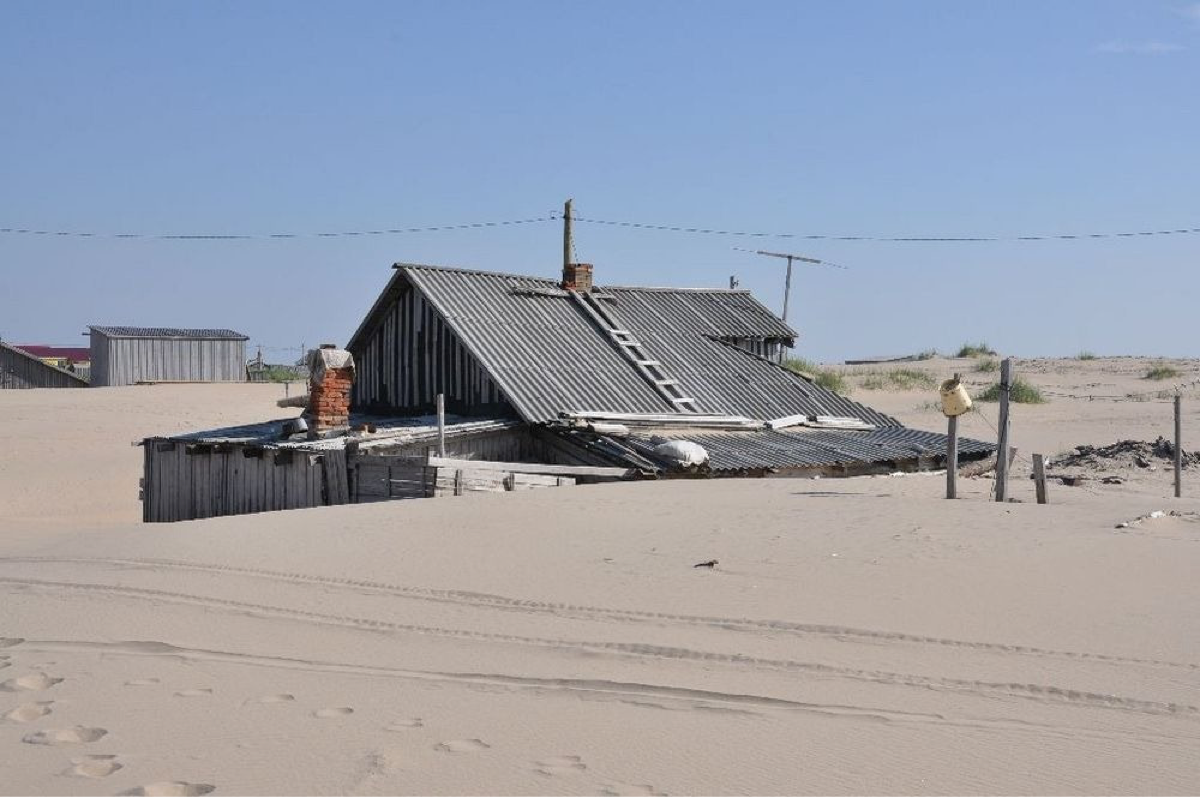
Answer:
632 427 995 472
89 326 248 340
403 266 677 421
161 415 517 451
396 264 893 425
11 345 91 361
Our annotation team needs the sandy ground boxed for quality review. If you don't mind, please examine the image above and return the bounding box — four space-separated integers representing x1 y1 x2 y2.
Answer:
1 359 1199 795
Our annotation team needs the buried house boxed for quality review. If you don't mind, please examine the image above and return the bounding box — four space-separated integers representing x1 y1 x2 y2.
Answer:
138 261 994 522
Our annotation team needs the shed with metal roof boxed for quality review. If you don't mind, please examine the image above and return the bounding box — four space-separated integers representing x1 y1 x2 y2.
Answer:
345 262 994 478
88 326 249 386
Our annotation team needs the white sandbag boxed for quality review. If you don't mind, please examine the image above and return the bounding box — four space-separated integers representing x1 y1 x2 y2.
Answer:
653 440 709 467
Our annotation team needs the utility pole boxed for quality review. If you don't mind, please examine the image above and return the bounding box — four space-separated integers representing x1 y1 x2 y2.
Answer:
563 198 573 270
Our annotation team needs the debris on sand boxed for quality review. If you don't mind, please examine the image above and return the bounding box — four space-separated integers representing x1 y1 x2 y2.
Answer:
1055 438 1199 472
1116 510 1200 529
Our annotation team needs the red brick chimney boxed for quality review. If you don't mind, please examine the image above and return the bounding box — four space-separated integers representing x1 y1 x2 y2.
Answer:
562 262 593 292
304 344 355 437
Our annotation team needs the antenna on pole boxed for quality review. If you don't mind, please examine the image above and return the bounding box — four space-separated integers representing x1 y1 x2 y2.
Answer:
732 247 846 321
563 198 574 271
732 247 847 362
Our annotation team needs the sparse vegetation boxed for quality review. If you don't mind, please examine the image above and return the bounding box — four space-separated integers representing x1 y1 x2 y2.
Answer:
859 368 938 391
975 358 999 373
1077 351 1097 361
956 342 997 358
784 357 850 395
1144 363 1181 381
976 377 1046 404
914 349 939 361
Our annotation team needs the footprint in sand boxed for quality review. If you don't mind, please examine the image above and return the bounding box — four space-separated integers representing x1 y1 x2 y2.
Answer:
0 637 23 648
250 693 295 704
173 689 213 698
4 701 54 722
126 678 160 686
600 785 666 797
64 754 123 779
314 707 354 718
0 659 10 670
22 725 107 745
535 755 588 777
435 738 490 753
385 718 424 731
121 782 215 797
1 672 63 692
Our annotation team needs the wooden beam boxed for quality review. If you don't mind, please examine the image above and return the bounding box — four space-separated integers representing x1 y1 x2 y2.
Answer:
995 358 1013 502
1175 394 1183 499
425 456 633 479
946 414 958 499
1032 453 1048 505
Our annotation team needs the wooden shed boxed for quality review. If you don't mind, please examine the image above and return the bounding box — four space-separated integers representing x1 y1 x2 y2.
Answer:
1 340 90 389
89 326 248 386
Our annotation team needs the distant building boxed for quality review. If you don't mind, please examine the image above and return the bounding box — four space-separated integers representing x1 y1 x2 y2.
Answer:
88 326 249 387
11 344 91 381
1 340 89 389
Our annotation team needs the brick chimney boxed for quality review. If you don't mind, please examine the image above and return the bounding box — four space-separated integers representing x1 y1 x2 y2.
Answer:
562 262 594 292
303 344 355 438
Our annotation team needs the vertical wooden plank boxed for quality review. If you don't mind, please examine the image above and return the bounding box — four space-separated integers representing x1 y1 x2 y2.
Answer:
995 358 1012 502
1032 453 1048 505
437 394 446 457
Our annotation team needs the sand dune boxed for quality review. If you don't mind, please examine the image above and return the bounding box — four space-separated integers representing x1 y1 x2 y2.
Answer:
2 358 1199 794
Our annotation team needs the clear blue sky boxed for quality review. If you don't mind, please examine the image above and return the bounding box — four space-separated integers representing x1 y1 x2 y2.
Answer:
3 1 1197 362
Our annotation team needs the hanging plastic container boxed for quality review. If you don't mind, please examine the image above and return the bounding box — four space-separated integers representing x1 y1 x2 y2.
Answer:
939 377 972 417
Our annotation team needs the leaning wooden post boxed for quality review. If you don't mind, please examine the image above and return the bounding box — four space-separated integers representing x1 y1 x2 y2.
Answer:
1176 394 1183 498
1032 453 1048 504
436 393 447 458
995 358 1013 502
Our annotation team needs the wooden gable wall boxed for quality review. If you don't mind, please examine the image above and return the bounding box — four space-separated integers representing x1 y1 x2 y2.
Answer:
351 283 510 417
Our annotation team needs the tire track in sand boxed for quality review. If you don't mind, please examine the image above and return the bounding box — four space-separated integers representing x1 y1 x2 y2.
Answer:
2 574 1196 719
1 555 1194 672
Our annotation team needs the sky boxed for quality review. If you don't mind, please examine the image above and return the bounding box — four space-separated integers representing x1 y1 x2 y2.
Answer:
2 1 1198 363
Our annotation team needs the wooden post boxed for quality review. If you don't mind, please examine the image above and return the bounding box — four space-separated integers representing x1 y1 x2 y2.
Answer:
1176 394 1183 498
946 414 958 499
563 198 573 271
995 358 1012 502
436 393 446 458
1032 453 1048 505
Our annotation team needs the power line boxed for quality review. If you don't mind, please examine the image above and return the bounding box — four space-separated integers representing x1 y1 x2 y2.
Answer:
4 210 1200 244
0 216 555 240
569 215 1200 243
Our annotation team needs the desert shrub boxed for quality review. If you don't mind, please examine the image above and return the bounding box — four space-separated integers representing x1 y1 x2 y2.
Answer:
784 357 850 395
975 358 999 373
976 377 1046 404
859 368 937 390
1144 363 1181 381
956 342 997 358
1077 351 1097 361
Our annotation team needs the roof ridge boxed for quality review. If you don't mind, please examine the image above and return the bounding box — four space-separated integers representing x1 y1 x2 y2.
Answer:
393 262 559 284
